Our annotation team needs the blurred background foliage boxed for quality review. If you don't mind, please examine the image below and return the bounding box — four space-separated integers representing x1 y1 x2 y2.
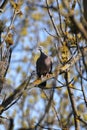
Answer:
0 0 87 130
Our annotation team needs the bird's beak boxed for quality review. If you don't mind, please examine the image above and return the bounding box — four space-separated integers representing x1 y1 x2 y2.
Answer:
37 46 43 52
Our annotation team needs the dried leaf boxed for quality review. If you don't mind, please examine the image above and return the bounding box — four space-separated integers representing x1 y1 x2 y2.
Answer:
60 43 70 63
5 33 13 46
41 92 46 99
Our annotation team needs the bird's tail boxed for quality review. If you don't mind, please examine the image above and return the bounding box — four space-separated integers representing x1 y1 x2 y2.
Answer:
38 81 46 88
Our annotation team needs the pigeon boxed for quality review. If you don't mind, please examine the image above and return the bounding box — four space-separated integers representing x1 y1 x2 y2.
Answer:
36 46 52 87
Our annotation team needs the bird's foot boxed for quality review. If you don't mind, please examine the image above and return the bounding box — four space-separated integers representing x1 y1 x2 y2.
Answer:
41 75 44 80
46 73 50 78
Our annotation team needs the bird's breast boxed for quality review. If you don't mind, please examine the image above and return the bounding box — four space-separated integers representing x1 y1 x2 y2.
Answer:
45 57 51 66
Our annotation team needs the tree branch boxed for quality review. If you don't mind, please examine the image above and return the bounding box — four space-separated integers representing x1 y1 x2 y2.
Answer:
0 47 87 118
0 0 9 12
65 72 80 130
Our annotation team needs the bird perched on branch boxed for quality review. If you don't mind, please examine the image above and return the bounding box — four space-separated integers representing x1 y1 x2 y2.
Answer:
36 46 52 87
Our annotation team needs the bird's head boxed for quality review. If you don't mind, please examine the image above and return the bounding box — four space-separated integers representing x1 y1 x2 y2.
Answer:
37 46 44 53
37 46 48 57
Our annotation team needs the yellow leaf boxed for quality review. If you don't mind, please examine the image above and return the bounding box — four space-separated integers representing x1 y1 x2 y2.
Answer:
5 33 13 46
10 0 22 15
29 98 34 103
34 54 39 62
23 121 28 128
41 92 46 99
16 66 22 73
83 114 87 121
10 0 17 9
20 28 27 36
32 13 43 21
60 43 70 63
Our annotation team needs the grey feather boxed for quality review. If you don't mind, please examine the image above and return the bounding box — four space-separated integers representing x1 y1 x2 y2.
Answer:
36 47 52 87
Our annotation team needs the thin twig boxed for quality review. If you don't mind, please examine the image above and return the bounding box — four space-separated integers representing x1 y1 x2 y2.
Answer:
0 0 9 12
44 28 59 40
1 10 16 46
42 90 61 126
56 0 64 35
45 0 60 37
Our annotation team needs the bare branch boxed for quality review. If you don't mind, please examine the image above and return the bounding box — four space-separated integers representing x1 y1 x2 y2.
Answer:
0 0 9 12
65 72 80 130
45 0 60 38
